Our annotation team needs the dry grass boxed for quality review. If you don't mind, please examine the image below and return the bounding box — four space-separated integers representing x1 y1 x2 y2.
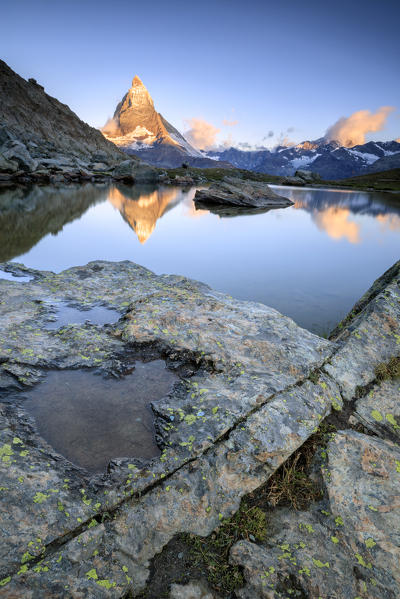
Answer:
375 356 400 381
249 422 336 511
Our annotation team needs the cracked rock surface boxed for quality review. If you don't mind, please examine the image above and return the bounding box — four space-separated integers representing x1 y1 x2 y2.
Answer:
0 259 398 597
230 260 400 599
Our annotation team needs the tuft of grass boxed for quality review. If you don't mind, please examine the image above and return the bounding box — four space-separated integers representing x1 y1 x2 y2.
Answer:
183 502 267 593
375 356 400 381
249 422 336 511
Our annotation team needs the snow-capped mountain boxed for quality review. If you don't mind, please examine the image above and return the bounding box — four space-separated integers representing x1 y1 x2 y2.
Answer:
205 139 400 179
102 76 229 169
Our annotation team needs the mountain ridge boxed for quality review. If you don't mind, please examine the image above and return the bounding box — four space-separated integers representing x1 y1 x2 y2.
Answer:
204 138 400 180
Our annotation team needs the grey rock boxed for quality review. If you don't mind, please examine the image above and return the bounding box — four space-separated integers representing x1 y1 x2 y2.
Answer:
90 162 111 172
194 177 293 209
325 260 400 400
0 259 398 597
170 580 220 598
91 151 110 163
0 259 335 595
0 153 18 173
354 379 400 442
113 159 159 182
39 157 75 170
231 430 400 599
0 126 15 147
295 169 321 183
281 175 305 185
2 141 38 172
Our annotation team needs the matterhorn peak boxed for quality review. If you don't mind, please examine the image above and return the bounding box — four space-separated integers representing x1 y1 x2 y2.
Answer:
131 75 145 88
101 73 216 167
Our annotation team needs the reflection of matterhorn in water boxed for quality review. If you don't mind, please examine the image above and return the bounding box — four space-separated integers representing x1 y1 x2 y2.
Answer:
107 185 188 243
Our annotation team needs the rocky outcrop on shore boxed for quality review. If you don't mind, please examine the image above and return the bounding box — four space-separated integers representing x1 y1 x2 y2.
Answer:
0 60 160 185
0 259 398 597
194 177 293 209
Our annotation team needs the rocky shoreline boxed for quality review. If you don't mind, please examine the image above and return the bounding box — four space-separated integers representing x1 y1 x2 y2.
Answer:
0 258 398 597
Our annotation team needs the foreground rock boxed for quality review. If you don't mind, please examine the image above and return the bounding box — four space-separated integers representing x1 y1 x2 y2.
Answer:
230 260 400 599
231 431 400 599
194 177 293 209
0 259 398 597
0 259 334 595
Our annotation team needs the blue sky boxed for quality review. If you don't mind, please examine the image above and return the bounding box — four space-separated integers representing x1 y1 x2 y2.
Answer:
2 0 399 148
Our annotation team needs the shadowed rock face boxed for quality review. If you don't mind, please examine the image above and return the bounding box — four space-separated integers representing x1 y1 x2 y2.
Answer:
0 60 122 162
0 259 398 597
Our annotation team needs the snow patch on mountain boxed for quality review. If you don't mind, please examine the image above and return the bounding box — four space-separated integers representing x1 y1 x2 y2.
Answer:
290 153 321 168
346 149 379 164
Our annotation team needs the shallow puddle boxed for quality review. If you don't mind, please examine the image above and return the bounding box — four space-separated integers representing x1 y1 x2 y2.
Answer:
0 270 32 282
23 362 177 472
46 301 120 329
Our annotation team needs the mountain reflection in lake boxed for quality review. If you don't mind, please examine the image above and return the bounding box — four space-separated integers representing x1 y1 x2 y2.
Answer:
0 182 399 335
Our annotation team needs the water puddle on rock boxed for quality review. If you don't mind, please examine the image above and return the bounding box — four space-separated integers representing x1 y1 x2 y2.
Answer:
23 362 177 473
46 302 120 329
0 270 32 282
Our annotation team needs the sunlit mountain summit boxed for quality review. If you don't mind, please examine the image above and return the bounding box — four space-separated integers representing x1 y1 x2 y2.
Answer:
102 75 227 168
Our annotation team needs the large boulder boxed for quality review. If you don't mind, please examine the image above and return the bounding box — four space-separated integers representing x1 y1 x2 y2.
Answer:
281 175 305 186
294 169 321 183
0 153 18 173
113 159 159 182
194 176 293 209
2 140 38 172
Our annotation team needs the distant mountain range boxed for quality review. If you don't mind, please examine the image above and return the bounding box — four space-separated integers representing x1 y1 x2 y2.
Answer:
102 76 231 169
204 139 400 180
101 75 400 179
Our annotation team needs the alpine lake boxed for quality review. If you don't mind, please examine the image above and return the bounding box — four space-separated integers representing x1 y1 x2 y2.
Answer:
1 180 399 472
1 181 399 336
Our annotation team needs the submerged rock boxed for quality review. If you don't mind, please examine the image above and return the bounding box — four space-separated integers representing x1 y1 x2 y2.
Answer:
194 176 293 209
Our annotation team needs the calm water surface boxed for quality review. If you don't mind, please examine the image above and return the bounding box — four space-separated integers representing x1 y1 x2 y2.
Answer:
1 182 399 334
23 362 177 472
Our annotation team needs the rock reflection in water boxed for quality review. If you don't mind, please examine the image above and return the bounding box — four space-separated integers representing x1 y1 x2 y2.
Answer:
0 183 108 262
23 362 177 473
